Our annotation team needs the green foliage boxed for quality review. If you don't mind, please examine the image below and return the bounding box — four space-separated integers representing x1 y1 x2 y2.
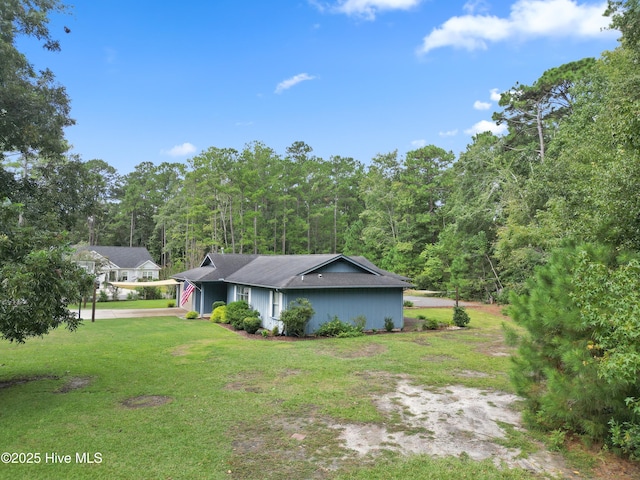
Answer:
509 243 640 456
243 316 262 334
167 300 176 308
315 315 365 338
424 318 440 330
212 301 226 310
185 310 199 319
403 300 414 307
452 307 470 328
98 290 109 302
226 300 259 330
384 317 394 332
137 286 162 300
210 305 227 324
280 298 314 337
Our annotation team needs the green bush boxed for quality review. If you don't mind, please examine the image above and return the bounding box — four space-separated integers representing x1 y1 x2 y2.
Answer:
98 290 109 302
210 305 227 323
403 300 414 307
185 310 199 319
384 317 394 332
424 318 439 330
316 315 365 337
212 301 226 310
243 316 262 334
167 300 176 308
226 300 259 330
452 306 470 327
280 298 314 337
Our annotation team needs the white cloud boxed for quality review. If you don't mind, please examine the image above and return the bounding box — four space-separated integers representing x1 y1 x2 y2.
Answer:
474 100 492 110
334 0 422 20
490 88 502 101
162 142 197 157
418 0 614 54
275 73 316 94
463 0 490 14
465 120 508 135
439 129 459 137
411 139 427 148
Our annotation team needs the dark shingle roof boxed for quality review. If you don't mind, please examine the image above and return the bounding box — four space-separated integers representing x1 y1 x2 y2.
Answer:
173 253 412 289
78 246 158 269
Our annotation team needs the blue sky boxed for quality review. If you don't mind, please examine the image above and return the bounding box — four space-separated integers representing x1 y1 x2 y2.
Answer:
21 0 619 174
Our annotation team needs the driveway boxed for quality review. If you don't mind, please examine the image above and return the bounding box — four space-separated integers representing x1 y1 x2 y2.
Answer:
403 294 474 308
76 307 188 320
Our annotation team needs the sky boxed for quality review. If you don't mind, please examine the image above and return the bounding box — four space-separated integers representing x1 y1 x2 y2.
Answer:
20 0 620 174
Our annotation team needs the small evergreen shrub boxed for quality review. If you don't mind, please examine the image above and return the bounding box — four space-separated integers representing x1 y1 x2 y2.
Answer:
384 317 394 332
453 306 470 327
210 305 227 323
271 325 279 336
243 316 262 334
425 318 439 330
403 300 414 307
261 329 269 338
167 300 176 308
212 301 226 310
280 298 314 337
226 300 259 330
126 291 138 301
316 316 365 338
98 290 109 302
185 310 199 319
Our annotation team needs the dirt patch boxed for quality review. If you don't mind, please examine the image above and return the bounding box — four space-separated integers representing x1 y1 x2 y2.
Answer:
56 376 92 393
120 395 173 408
171 339 216 356
0 375 59 389
331 379 572 477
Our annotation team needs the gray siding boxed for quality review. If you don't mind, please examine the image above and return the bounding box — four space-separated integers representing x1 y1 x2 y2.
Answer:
316 260 362 273
283 288 404 334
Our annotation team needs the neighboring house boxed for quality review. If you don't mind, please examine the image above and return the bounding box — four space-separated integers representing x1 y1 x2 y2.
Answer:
74 246 161 288
173 253 412 333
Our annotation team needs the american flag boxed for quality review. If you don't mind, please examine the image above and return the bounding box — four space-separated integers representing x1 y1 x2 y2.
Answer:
180 280 196 306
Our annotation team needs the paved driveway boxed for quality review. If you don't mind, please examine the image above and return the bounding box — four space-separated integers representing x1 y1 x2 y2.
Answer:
76 307 188 320
403 294 473 308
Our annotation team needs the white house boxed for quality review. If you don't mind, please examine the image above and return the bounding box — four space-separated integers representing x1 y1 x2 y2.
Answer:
74 246 161 288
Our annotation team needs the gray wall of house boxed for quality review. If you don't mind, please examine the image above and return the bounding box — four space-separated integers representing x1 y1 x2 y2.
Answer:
287 288 404 334
316 260 362 273
199 282 227 315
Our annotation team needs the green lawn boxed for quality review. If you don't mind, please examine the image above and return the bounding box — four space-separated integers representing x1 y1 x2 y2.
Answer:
0 310 545 479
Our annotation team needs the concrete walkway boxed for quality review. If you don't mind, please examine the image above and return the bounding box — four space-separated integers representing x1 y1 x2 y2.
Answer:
76 307 188 320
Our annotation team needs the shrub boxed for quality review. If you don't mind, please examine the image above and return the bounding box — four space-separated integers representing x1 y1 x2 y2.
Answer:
271 325 279 336
384 317 394 332
280 298 314 337
425 318 439 330
453 306 470 327
316 316 365 338
212 301 226 310
98 290 109 302
185 310 199 319
403 300 414 307
210 305 227 323
167 300 176 308
417 314 427 320
243 316 262 334
137 286 161 300
261 329 269 338
226 300 259 330
126 291 138 301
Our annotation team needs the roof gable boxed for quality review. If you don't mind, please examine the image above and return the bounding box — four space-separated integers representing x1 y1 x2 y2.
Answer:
76 246 158 269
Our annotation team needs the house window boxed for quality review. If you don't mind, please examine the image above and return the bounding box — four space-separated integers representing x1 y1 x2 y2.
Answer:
142 271 154 280
271 292 282 318
120 272 128 281
236 286 250 303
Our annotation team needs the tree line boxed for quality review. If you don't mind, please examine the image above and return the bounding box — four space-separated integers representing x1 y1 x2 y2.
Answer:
3 0 640 458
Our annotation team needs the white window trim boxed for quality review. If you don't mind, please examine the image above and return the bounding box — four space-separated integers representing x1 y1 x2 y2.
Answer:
235 285 251 304
269 291 283 319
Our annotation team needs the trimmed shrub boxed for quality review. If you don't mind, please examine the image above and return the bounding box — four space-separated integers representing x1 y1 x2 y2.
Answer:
280 298 314 337
424 318 439 330
226 300 259 330
403 300 414 307
453 306 470 327
316 315 365 337
384 317 394 332
167 300 176 308
243 316 262 334
185 310 199 319
212 301 226 310
210 305 227 323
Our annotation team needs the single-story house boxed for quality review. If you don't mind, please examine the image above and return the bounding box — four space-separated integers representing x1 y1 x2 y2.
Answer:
173 253 412 334
74 246 161 288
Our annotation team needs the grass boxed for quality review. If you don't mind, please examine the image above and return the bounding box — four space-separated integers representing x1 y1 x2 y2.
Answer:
0 309 547 479
68 299 175 310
